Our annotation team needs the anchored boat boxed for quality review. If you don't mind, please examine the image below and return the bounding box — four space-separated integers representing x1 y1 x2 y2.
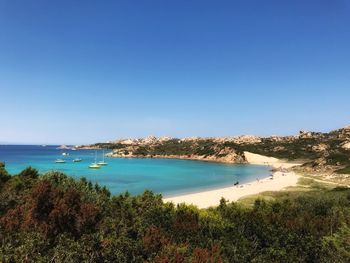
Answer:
89 151 101 169
97 150 108 166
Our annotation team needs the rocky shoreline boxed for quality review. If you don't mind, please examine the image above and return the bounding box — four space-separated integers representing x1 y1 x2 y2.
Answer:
105 152 247 164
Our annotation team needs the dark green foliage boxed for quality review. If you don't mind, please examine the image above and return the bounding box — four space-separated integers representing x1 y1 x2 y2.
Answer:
326 152 350 166
95 143 127 150
94 139 223 158
323 224 350 260
336 166 350 174
0 162 11 188
0 166 349 262
17 166 39 179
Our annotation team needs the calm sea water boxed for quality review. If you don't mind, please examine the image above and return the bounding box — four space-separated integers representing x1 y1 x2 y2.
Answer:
0 145 270 196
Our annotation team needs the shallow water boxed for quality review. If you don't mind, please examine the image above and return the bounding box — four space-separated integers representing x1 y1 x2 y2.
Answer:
0 145 270 196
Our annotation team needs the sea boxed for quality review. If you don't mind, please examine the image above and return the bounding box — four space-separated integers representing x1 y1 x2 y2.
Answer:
0 145 270 197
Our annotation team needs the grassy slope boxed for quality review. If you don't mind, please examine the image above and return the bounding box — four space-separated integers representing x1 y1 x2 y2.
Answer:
238 176 348 207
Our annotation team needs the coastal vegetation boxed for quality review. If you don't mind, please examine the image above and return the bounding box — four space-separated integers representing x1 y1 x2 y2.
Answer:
336 166 350 174
1 163 349 262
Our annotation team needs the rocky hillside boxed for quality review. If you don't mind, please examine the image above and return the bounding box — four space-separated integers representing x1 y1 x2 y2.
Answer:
82 126 350 173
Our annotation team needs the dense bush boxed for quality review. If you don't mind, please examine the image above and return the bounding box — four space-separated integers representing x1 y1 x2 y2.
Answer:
336 166 350 174
0 164 349 262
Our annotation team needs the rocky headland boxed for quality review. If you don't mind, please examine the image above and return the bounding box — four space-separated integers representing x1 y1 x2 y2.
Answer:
79 126 350 176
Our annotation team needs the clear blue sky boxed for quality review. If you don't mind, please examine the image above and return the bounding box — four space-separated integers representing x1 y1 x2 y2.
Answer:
1 0 349 144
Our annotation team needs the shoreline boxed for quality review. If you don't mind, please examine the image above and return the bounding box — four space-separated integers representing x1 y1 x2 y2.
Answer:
163 152 301 208
104 150 303 207
163 167 272 199
105 153 247 165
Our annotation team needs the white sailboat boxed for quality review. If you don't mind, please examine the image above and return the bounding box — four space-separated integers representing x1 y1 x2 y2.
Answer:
89 151 101 169
97 150 108 166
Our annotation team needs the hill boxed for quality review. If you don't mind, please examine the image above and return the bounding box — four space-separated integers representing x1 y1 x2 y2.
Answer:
83 126 350 174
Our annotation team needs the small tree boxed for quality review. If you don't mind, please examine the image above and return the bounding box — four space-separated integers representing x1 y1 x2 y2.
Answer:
18 166 39 179
0 162 11 187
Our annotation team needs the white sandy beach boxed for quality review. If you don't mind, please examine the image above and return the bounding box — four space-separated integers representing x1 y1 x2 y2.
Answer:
164 152 301 208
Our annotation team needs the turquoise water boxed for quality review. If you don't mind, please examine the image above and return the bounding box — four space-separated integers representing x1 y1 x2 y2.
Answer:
0 145 270 196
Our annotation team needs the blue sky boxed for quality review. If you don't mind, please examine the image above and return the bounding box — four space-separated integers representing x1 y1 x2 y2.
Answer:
1 0 349 144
